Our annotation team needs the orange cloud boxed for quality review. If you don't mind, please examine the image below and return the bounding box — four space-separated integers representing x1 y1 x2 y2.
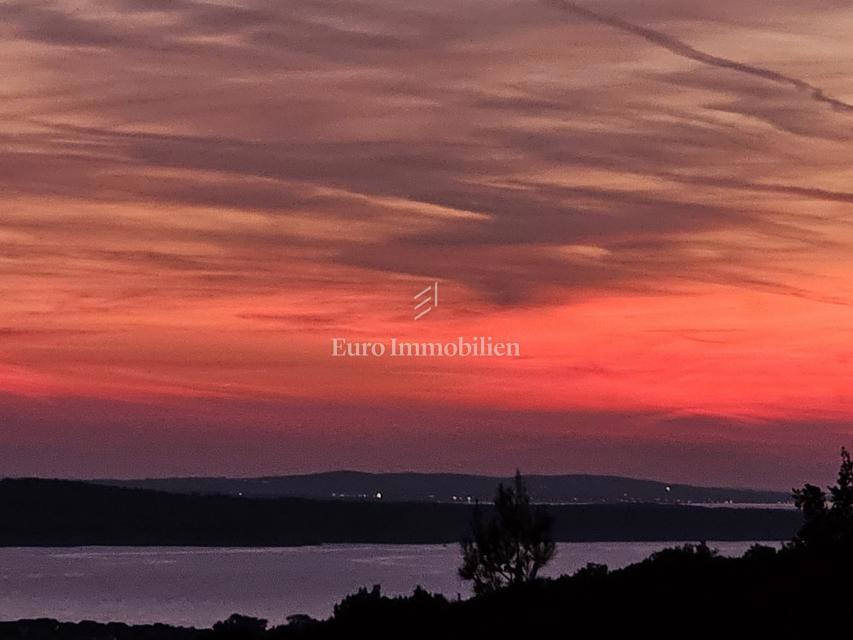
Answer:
1 0 852 479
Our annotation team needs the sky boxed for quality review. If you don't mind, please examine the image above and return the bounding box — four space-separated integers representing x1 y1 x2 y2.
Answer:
1 0 852 488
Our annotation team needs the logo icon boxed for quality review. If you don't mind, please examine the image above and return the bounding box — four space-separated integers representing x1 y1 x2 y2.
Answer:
413 282 439 320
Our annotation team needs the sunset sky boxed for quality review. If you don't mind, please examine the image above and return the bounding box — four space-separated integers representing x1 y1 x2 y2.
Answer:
1 0 852 487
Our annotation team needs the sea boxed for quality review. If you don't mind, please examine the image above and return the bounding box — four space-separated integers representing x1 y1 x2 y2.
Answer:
0 541 776 627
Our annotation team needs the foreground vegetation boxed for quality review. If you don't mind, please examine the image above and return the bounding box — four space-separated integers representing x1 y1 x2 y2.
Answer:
2 451 852 638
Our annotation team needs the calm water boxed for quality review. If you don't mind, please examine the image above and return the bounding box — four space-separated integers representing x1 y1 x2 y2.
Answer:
0 542 769 627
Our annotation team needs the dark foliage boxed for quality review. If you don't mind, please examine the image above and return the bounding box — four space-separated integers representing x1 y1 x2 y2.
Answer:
459 471 556 593
4 538 851 638
212 614 267 639
792 447 853 550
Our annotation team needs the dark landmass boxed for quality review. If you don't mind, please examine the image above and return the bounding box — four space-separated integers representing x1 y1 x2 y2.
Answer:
0 478 798 546
95 470 789 504
4 454 851 638
1 541 849 638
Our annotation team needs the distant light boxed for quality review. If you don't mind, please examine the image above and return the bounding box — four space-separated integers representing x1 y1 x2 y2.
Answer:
665 486 671 492
375 492 382 500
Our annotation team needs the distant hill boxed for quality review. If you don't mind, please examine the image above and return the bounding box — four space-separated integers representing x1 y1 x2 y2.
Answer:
95 471 790 504
0 478 799 546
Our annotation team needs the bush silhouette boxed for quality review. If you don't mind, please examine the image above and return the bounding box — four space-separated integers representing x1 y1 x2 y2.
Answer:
213 613 268 639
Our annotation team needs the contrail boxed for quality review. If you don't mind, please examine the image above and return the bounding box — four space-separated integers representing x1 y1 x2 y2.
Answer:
548 0 853 113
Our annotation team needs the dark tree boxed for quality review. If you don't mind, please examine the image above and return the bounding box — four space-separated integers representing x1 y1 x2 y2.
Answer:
212 614 268 639
792 483 827 521
459 471 556 594
828 446 853 514
792 447 853 548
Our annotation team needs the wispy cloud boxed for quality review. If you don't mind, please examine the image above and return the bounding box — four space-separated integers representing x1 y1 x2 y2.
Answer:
0 0 852 463
549 0 853 113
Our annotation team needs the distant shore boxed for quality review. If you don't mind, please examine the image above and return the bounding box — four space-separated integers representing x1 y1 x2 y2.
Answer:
1 479 800 546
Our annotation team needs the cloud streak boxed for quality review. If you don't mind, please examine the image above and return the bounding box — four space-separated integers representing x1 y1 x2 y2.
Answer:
0 1 852 479
550 0 853 113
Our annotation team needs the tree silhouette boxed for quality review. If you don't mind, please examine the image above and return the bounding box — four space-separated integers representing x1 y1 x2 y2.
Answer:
829 446 853 513
792 447 853 548
459 471 556 594
212 614 267 639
